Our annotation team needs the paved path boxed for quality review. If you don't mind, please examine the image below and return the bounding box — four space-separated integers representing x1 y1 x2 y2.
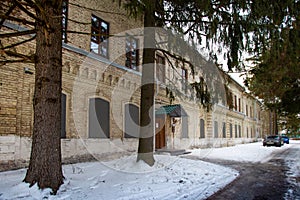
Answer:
186 143 300 200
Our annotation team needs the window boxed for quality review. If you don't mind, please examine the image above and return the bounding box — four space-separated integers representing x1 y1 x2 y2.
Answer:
222 122 226 138
124 104 139 138
88 98 110 138
238 125 241 137
62 0 68 43
200 119 205 138
235 124 238 138
182 117 189 138
61 93 67 138
238 98 241 112
214 121 218 138
230 123 233 138
181 68 188 92
234 95 237 111
247 127 249 138
246 105 248 116
156 54 165 83
250 106 252 118
125 35 139 71
91 15 109 58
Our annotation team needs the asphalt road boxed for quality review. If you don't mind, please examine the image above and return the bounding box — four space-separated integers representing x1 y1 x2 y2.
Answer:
187 143 300 200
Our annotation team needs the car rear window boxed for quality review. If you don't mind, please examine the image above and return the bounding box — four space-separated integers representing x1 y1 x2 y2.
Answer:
267 136 279 139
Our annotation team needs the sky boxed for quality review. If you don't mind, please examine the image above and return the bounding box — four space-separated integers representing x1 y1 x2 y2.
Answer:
0 140 299 200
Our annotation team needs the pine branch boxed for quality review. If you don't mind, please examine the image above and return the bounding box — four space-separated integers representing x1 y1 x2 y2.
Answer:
0 29 36 38
156 48 194 71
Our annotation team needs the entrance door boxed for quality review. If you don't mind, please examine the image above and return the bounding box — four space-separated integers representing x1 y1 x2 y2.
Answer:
155 117 166 149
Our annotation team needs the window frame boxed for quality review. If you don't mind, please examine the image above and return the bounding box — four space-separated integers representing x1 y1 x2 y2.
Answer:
90 15 109 58
155 54 166 83
61 93 67 138
234 95 237 111
62 0 68 43
125 34 139 71
181 67 188 92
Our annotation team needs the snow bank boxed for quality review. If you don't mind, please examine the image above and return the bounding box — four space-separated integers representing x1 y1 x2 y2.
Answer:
188 141 293 163
0 155 238 200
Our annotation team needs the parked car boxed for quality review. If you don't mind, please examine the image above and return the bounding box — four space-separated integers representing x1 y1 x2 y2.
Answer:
263 135 283 147
281 135 289 144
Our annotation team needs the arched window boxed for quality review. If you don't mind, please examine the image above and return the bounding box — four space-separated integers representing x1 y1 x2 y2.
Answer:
222 122 226 138
124 104 139 138
214 121 218 138
200 119 205 138
181 117 189 138
88 98 110 138
61 93 67 138
235 124 238 138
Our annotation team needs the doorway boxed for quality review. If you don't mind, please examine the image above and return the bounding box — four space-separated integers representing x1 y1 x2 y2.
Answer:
155 116 166 149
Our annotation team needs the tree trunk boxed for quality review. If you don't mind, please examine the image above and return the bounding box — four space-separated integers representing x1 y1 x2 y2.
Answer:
137 0 156 166
24 0 63 194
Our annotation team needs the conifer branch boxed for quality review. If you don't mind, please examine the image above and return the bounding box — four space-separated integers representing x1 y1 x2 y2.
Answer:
0 29 36 38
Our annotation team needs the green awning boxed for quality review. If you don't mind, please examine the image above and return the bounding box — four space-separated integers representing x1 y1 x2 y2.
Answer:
155 104 188 117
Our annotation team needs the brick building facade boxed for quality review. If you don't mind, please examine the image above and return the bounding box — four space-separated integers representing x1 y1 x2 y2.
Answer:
0 0 267 169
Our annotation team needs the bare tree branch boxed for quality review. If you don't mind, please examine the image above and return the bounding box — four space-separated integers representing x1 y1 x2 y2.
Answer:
183 17 202 35
3 49 35 61
1 35 36 49
0 14 35 26
13 0 37 21
157 48 194 70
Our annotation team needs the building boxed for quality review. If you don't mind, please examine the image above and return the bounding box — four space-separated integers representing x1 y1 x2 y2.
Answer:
0 0 266 169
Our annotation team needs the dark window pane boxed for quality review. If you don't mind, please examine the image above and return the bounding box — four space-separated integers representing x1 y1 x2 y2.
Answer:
182 117 188 138
61 93 67 138
222 122 226 138
200 119 205 138
89 98 110 138
124 104 139 138
214 121 218 138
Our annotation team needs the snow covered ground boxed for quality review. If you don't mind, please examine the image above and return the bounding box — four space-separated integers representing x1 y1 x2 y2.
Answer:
0 140 299 200
187 139 296 163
